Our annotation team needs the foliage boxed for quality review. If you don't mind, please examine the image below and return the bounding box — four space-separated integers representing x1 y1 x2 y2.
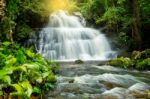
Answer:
108 49 150 70
108 57 133 69
80 0 105 23
0 0 48 42
0 42 59 98
113 32 132 50
131 49 150 60
78 0 150 50
136 58 150 70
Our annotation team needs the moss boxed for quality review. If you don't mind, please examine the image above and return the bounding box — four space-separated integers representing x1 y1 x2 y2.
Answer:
108 57 133 69
109 49 150 70
75 59 84 64
136 58 150 70
131 51 141 60
131 49 150 60
140 49 150 59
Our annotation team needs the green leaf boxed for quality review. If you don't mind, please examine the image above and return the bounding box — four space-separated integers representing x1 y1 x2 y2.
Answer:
0 91 3 95
11 84 22 93
2 41 11 46
33 87 41 94
16 50 26 64
3 75 11 84
0 48 4 51
21 81 32 97
36 77 43 83
26 49 35 58
5 55 17 65
42 72 50 78
24 63 39 69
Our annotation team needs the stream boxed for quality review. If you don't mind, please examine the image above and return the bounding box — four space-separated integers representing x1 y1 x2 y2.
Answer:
46 62 150 99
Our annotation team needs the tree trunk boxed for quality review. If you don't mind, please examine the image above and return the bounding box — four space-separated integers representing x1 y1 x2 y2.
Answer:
132 0 142 49
0 0 5 20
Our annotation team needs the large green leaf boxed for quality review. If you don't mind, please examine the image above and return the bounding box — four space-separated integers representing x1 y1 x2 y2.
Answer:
32 87 41 94
16 50 26 64
2 41 11 47
26 49 35 58
11 84 22 93
5 55 17 65
21 81 32 97
3 75 11 84
23 63 40 69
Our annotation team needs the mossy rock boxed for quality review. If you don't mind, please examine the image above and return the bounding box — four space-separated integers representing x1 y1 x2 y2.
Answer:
131 51 141 60
75 60 84 64
108 57 133 68
135 58 150 70
131 49 150 60
140 49 150 59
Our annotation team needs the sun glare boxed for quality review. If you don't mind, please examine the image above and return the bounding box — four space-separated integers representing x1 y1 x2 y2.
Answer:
46 0 70 12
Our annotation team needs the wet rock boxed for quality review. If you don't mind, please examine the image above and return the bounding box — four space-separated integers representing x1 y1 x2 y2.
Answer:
92 65 123 72
75 60 84 64
98 74 140 88
57 83 103 94
46 64 150 99
101 87 128 99
57 76 74 83
128 83 150 98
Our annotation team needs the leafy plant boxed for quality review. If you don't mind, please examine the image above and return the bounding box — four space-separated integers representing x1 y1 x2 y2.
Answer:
0 41 59 98
108 49 150 70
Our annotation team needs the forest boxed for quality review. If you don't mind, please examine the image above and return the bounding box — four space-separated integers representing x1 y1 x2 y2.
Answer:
0 0 150 99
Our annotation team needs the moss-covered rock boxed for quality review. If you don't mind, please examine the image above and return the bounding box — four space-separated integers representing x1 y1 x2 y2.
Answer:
108 57 133 69
140 49 150 59
131 49 150 60
109 49 150 70
75 59 84 64
131 51 141 60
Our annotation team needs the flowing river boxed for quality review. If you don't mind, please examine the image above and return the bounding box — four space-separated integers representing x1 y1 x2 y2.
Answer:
46 62 150 99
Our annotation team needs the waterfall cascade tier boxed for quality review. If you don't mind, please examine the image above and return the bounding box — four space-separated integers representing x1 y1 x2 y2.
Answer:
38 11 115 61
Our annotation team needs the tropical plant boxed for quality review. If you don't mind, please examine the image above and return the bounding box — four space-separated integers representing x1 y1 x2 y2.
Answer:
0 41 59 99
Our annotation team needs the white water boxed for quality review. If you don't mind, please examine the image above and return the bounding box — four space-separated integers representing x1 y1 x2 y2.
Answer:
38 11 115 60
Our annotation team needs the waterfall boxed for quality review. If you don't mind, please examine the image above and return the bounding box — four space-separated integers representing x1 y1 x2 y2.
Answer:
38 10 115 61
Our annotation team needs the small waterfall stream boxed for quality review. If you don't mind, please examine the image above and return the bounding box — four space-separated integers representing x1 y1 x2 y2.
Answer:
38 10 115 61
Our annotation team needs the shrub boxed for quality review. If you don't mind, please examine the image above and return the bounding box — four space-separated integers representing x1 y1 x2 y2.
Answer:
136 58 150 70
108 57 133 69
0 41 59 99
131 49 150 60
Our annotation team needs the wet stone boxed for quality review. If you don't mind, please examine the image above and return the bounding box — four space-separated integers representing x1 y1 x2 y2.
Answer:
46 64 150 99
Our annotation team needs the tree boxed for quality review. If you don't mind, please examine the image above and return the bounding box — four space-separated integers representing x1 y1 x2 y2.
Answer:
131 0 142 49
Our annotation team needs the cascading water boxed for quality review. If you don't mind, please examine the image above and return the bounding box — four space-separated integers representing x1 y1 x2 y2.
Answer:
38 10 115 61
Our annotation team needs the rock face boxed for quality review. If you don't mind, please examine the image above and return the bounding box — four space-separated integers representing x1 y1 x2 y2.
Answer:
46 63 150 99
0 0 5 20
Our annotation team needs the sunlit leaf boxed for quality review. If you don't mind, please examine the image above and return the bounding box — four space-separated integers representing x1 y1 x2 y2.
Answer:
26 49 35 58
3 75 11 84
23 63 39 69
2 41 11 46
0 91 3 95
11 84 22 93
21 81 32 97
5 55 17 65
